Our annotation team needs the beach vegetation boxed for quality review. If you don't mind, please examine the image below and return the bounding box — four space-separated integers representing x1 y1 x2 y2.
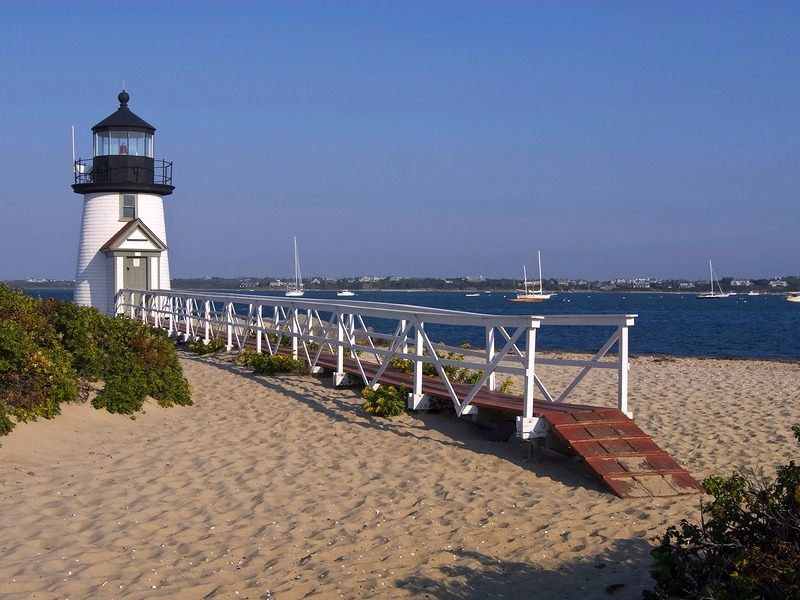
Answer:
265 331 292 346
498 378 515 393
0 285 191 429
188 337 227 355
237 351 308 376
90 317 191 413
388 343 484 385
646 424 800 599
362 385 409 417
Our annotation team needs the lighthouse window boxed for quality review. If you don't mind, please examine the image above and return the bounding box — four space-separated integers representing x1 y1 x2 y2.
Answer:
120 194 136 221
95 132 110 156
110 131 129 155
94 131 153 157
128 132 145 156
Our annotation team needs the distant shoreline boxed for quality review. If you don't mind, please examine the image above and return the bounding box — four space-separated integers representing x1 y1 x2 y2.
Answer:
9 284 795 297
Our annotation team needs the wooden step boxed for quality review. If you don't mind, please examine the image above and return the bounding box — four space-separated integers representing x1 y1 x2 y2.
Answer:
540 409 703 498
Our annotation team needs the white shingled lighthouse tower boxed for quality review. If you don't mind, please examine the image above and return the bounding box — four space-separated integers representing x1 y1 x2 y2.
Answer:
72 91 174 315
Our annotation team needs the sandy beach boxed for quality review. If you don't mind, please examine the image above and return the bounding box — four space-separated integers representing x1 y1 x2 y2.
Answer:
1 351 798 599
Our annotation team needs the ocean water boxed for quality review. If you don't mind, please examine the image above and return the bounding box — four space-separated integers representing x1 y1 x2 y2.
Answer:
25 289 799 361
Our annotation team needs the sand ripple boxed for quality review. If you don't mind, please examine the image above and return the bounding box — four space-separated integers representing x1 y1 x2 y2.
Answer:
1 351 798 598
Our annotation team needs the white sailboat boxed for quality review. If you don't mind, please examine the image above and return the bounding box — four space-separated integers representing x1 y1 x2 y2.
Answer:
696 259 731 299
285 237 305 297
509 250 552 303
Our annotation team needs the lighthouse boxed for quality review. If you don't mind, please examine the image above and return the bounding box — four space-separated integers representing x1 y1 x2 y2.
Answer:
72 91 174 315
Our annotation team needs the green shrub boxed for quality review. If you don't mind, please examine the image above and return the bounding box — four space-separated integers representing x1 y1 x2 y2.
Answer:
0 319 78 421
498 378 515 393
388 344 484 384
0 285 55 345
188 337 227 355
265 332 291 346
0 285 191 424
47 301 108 378
0 402 13 435
646 425 800 599
237 352 308 376
362 385 408 417
93 318 192 413
92 365 149 414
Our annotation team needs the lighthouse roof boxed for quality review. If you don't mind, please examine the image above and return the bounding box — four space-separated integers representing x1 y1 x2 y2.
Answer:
92 90 156 132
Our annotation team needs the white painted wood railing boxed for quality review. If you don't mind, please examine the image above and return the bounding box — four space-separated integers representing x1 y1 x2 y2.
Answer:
116 289 636 439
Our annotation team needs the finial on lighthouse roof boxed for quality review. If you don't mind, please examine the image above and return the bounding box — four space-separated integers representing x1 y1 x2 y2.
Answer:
118 90 130 108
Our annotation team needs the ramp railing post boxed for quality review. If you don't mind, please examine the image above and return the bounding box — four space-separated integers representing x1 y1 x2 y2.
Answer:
204 300 211 344
522 324 537 416
409 323 427 407
336 312 345 373
256 305 263 354
516 320 546 440
291 307 299 360
226 302 234 351
618 324 631 417
185 297 193 342
167 295 175 336
485 325 496 391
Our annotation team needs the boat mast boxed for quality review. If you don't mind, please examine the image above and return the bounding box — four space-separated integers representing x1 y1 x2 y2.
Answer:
709 259 714 294
294 237 302 289
537 250 544 294
522 265 529 294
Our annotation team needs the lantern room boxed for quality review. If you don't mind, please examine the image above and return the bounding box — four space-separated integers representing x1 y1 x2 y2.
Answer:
73 90 173 195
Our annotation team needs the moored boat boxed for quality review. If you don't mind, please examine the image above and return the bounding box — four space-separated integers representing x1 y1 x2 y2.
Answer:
696 260 731 299
509 250 552 303
285 237 305 297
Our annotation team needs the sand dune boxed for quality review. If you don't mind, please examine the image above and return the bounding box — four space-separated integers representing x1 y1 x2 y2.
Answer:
1 351 798 599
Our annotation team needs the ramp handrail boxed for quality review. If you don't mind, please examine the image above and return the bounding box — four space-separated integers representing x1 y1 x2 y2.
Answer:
115 289 636 438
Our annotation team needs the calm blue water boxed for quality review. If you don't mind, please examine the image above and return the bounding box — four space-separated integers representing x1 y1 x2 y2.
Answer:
26 289 799 361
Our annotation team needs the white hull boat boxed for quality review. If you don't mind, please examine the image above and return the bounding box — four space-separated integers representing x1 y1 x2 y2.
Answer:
285 237 305 297
696 260 731 299
509 250 552 303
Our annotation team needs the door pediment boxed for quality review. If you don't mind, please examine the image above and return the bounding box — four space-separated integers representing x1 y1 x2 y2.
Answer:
100 218 167 254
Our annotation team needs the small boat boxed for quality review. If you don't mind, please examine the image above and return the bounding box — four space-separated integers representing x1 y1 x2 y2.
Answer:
696 260 731 299
747 290 760 296
509 250 552 303
337 290 355 297
787 293 800 303
285 237 304 297
465 293 480 297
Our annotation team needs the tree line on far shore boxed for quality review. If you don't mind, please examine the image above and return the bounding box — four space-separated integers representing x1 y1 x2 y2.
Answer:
7 275 799 293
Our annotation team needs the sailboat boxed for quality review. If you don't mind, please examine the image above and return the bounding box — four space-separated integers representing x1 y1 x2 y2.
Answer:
509 250 552 302
285 237 305 297
696 259 731 299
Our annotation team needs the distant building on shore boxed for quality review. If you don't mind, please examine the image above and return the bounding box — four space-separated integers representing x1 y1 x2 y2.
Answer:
71 91 174 315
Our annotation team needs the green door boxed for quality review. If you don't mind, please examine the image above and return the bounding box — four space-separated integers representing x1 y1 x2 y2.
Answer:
123 256 148 307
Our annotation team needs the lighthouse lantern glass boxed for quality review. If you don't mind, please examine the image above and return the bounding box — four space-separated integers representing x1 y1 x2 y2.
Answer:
94 130 154 158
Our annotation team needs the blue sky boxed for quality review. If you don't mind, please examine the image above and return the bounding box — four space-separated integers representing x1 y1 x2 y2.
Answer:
1 1 798 281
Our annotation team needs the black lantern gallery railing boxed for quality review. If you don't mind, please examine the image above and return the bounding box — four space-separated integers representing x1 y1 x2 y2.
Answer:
74 157 173 186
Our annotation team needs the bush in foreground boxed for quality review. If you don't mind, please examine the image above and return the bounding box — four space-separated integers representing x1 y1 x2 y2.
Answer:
646 425 800 599
0 285 192 427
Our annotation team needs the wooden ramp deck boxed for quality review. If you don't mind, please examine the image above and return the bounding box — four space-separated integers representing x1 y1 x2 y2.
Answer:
538 409 704 498
310 353 704 499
